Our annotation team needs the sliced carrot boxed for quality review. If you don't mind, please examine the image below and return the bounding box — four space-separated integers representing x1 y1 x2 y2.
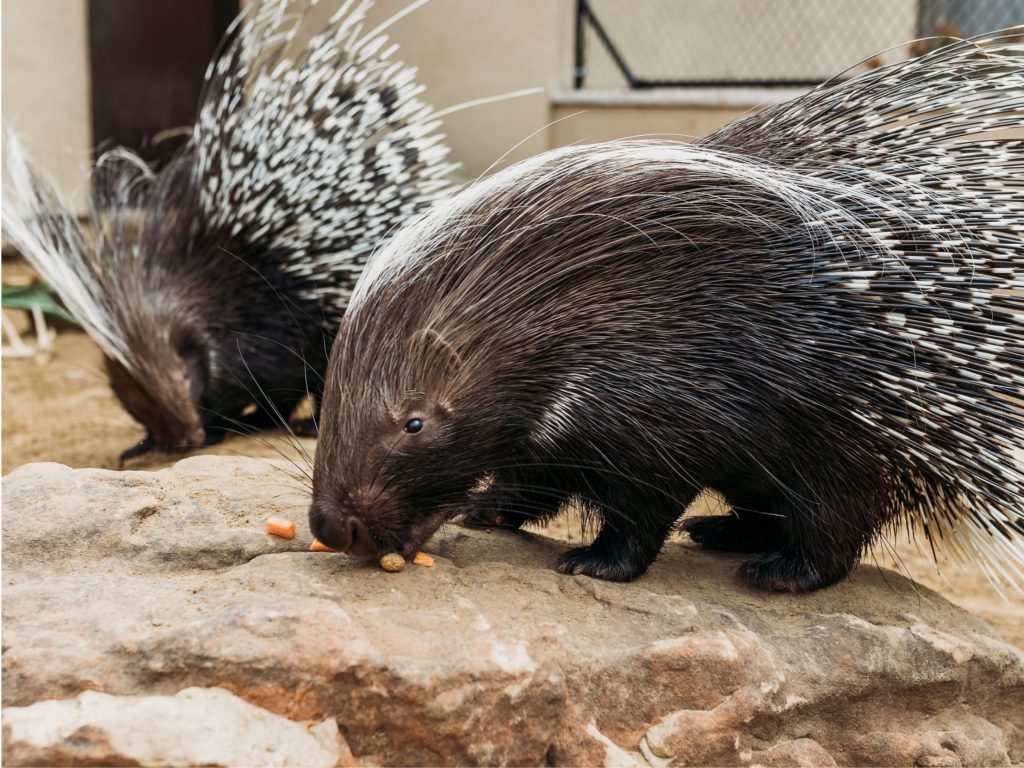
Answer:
310 538 335 552
265 516 296 539
413 551 435 567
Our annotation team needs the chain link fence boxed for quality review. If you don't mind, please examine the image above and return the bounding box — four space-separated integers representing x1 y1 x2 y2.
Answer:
574 0 1024 89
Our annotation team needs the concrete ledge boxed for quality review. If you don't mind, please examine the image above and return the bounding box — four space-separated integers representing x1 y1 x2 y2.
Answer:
552 86 810 110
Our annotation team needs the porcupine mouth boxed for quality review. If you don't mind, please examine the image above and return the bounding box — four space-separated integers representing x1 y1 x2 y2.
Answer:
392 506 454 559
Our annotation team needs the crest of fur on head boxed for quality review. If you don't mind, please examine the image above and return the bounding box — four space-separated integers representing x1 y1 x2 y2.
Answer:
312 29 1024 593
2 0 456 462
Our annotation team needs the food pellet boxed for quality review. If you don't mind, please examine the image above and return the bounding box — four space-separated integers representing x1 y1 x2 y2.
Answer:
379 552 406 572
412 552 435 567
265 516 296 539
310 538 335 552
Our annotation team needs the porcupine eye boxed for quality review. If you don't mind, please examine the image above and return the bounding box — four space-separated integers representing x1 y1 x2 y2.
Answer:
404 418 424 434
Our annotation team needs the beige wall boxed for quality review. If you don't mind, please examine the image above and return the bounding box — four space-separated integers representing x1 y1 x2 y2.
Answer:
2 0 861 204
2 0 93 210
361 0 574 179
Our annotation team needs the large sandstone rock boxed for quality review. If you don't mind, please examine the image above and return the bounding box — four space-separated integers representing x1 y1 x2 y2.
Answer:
3 457 1023 766
2 687 349 767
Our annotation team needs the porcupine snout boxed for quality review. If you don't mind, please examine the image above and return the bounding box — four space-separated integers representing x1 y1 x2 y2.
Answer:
308 495 375 557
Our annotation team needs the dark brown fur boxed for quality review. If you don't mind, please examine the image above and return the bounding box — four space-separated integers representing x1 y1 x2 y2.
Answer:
309 35 1024 591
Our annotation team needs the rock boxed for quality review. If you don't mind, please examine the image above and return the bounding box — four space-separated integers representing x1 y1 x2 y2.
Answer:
3 457 1023 766
2 687 350 767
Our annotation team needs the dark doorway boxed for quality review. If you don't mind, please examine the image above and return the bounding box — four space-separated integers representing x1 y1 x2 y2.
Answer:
88 0 238 169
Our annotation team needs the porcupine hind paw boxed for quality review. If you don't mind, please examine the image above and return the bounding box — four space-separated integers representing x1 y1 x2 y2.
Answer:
681 514 783 553
737 549 851 593
556 544 649 582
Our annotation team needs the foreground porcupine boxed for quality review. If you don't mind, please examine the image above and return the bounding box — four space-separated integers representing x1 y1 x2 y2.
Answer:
3 0 454 461
309 30 1024 592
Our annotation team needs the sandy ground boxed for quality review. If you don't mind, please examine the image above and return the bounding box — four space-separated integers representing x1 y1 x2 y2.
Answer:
3 312 1022 649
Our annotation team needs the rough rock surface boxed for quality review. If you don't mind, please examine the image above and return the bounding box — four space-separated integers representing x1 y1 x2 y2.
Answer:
3 457 1023 767
2 687 350 767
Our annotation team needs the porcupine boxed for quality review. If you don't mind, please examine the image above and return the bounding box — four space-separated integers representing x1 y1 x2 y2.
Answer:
2 0 455 462
308 30 1024 593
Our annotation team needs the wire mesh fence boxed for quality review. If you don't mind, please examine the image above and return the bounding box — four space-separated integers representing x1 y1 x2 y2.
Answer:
574 0 1024 88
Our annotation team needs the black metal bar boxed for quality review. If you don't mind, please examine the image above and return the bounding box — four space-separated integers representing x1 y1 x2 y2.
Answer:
630 78 830 89
582 1 640 88
573 0 586 89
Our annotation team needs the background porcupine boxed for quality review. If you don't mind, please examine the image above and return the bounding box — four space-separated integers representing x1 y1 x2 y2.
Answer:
308 30 1024 593
3 0 455 462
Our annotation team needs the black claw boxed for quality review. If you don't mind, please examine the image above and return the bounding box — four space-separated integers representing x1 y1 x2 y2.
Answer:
556 545 646 582
118 435 156 466
737 551 843 593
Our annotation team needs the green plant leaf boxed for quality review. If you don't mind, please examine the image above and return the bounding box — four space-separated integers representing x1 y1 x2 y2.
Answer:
2 284 79 325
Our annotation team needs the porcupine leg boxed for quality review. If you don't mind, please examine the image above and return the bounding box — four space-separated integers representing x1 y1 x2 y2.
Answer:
736 493 873 592
292 395 320 437
207 395 310 441
556 486 697 581
680 491 786 553
454 470 566 530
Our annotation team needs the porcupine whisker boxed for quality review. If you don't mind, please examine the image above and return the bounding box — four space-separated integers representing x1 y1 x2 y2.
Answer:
216 247 330 365
232 331 326 384
299 349 320 438
199 415 314 487
232 340 315 470
213 443 313 490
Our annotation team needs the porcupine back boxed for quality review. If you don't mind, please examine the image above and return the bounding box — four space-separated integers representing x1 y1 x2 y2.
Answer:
3 0 455 454
324 30 1023 590
697 29 1024 586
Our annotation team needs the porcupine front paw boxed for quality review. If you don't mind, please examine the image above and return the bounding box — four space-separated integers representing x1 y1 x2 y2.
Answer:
451 477 562 530
451 504 528 530
737 549 852 593
556 545 649 581
450 492 533 530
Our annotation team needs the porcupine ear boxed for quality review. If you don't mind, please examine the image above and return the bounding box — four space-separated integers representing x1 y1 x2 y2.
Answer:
407 328 463 398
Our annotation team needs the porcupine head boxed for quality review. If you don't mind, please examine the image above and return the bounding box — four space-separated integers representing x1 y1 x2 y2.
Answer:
4 143 258 457
308 149 646 564
310 318 493 559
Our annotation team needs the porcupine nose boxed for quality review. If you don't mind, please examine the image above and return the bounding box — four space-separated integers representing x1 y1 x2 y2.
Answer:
331 516 375 558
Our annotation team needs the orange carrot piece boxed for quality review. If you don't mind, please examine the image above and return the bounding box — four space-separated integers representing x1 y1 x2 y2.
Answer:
310 538 335 552
413 551 435 567
265 516 296 539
